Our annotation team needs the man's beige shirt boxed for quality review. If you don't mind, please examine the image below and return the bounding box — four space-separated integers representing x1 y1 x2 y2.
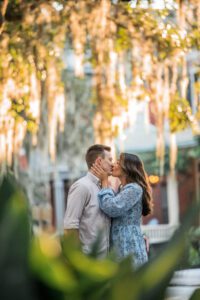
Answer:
64 172 110 257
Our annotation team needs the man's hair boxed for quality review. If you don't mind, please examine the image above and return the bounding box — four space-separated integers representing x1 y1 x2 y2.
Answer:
85 144 111 169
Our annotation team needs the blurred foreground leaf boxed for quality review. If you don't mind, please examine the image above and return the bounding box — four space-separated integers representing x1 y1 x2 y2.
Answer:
61 233 118 299
190 289 200 300
30 234 77 292
0 176 33 300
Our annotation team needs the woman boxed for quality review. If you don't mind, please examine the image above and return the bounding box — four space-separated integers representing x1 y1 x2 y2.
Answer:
91 153 153 268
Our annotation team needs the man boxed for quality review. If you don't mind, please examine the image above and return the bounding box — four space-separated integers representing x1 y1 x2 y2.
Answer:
64 144 113 258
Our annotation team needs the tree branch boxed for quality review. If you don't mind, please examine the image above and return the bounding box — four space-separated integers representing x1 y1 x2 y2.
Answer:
0 0 8 35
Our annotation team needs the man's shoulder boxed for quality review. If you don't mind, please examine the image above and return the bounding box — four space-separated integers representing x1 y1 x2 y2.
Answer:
75 174 90 185
70 175 90 192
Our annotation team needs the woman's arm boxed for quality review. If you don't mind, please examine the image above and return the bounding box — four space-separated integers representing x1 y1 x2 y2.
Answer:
98 184 142 218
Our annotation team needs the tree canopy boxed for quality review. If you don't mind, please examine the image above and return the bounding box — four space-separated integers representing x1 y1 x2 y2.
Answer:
0 0 199 172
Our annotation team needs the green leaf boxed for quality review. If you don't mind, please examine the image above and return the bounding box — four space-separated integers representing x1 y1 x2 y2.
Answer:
189 289 200 300
0 176 33 300
29 235 77 292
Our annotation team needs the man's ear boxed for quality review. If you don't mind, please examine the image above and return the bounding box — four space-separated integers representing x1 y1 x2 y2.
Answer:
96 157 102 164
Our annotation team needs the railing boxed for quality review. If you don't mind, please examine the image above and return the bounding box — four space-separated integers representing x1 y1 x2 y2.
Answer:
142 224 179 244
166 268 200 300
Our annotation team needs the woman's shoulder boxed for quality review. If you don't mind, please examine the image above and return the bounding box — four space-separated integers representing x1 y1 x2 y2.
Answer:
124 182 143 193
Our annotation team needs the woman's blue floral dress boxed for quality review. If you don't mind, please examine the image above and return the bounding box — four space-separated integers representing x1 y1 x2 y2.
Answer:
98 183 148 268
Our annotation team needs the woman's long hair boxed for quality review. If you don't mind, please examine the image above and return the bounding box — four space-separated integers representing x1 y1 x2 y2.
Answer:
120 153 153 216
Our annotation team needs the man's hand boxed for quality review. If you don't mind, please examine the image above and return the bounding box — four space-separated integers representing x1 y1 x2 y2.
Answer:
64 229 79 238
143 234 150 253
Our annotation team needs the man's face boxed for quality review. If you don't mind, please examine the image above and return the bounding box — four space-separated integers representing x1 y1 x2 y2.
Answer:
100 150 113 175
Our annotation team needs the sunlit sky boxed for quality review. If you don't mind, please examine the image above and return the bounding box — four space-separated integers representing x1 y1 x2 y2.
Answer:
128 0 177 10
52 1 178 11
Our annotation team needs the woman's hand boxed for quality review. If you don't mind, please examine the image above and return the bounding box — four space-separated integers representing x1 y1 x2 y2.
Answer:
91 161 109 187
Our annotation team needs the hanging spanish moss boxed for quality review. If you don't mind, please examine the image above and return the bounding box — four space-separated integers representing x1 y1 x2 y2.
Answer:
0 0 199 172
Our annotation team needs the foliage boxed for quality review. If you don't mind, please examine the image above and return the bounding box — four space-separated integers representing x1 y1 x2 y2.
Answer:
188 227 200 268
189 288 200 300
0 0 200 162
0 175 200 300
169 95 195 133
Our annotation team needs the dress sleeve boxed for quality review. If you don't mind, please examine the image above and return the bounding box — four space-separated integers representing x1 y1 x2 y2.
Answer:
64 181 90 229
98 184 142 218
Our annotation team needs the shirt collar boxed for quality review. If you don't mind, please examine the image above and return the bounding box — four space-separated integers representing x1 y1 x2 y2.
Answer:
87 171 101 187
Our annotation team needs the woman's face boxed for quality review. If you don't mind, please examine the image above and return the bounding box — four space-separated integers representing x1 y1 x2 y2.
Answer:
112 159 124 177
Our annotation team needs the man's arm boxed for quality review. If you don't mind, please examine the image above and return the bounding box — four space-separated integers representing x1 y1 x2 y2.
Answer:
63 181 89 238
